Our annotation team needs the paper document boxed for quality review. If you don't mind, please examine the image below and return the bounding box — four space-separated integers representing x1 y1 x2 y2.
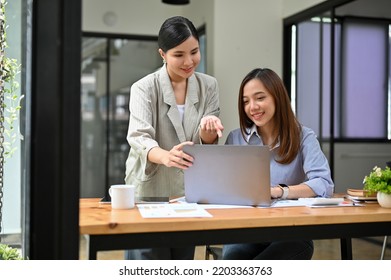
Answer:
137 203 212 218
170 196 253 209
269 199 307 208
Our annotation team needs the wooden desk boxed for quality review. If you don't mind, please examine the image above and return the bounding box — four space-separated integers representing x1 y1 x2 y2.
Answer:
80 198 391 260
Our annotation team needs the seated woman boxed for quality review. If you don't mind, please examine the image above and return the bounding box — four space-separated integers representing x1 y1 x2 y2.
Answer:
223 68 334 260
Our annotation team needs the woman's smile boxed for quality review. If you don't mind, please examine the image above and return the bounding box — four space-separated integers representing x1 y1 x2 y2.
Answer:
251 111 265 121
182 66 194 74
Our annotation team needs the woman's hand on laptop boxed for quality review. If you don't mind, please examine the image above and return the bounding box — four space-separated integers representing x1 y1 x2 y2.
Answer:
167 141 194 169
148 142 194 170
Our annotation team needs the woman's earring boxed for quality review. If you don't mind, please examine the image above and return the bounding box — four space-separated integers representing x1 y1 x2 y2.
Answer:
162 58 166 64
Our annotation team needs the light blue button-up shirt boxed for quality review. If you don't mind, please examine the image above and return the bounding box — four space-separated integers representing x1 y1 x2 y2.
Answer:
225 125 334 197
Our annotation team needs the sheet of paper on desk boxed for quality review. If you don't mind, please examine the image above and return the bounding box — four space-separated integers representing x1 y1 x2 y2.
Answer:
198 204 253 209
269 199 307 208
137 203 212 218
170 196 253 209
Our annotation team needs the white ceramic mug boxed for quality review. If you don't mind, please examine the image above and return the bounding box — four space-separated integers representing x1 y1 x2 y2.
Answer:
109 184 135 209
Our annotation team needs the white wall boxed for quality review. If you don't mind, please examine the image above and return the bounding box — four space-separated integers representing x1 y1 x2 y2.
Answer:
214 0 283 136
82 0 182 35
82 0 326 141
282 0 326 17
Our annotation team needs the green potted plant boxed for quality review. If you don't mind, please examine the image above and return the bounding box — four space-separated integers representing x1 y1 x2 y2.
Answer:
363 166 391 208
0 243 23 260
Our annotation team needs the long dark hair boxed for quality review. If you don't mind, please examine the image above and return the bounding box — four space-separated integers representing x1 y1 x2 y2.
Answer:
238 68 302 164
158 16 199 52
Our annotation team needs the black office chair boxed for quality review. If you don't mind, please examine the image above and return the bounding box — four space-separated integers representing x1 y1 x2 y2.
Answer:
381 236 388 260
205 245 222 260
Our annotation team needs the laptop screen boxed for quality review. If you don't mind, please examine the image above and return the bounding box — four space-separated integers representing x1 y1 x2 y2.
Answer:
183 145 271 207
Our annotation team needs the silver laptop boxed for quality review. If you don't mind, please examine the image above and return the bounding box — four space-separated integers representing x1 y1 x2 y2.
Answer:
183 144 272 207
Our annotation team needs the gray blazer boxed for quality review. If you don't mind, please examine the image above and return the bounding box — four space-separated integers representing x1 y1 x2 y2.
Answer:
125 66 220 197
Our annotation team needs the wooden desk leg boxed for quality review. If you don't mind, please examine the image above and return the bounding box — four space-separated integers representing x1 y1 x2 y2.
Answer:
340 238 352 260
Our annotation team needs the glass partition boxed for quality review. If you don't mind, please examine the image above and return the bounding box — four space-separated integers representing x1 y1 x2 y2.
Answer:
80 36 161 199
81 28 206 199
1 0 30 259
284 0 391 193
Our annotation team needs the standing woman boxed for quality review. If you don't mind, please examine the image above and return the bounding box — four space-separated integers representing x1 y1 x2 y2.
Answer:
124 16 223 260
223 68 334 260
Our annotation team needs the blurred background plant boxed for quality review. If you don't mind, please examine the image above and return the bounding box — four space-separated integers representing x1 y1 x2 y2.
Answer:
1 0 23 160
0 0 23 255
